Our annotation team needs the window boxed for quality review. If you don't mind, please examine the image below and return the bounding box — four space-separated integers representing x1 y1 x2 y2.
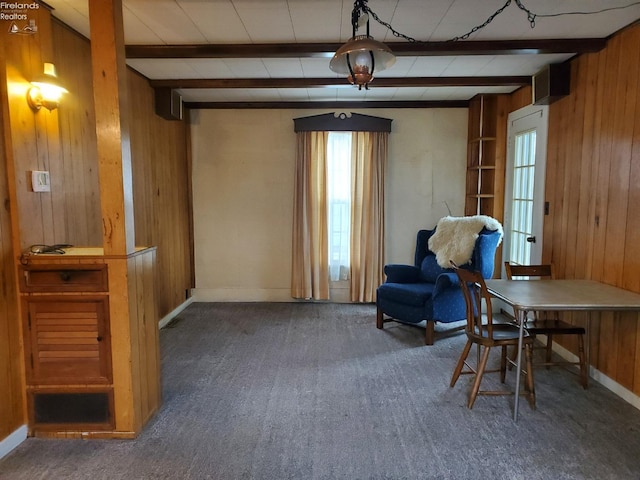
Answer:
292 113 390 302
509 129 536 265
327 132 352 281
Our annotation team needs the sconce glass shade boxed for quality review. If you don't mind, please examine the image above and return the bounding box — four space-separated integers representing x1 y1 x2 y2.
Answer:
329 35 396 89
27 63 68 111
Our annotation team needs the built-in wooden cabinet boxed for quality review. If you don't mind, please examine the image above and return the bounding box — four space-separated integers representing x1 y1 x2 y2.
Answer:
20 261 114 433
18 247 160 438
464 94 508 221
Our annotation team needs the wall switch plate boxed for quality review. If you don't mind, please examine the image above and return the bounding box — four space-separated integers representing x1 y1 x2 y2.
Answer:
31 170 51 192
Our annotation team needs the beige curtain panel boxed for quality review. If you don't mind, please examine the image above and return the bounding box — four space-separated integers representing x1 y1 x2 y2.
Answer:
350 131 387 302
291 130 387 302
291 131 330 300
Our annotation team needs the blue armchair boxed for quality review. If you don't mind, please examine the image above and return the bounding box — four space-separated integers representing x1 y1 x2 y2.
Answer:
376 227 502 345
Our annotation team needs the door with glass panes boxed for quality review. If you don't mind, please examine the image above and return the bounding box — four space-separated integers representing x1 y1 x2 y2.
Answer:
502 104 548 274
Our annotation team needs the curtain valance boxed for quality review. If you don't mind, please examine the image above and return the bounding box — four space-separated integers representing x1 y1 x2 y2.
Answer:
293 112 392 133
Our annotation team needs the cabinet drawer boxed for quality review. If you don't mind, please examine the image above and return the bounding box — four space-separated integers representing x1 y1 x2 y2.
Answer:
20 264 108 292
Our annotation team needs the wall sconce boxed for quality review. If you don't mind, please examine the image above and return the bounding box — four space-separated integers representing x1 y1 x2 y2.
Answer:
27 63 68 112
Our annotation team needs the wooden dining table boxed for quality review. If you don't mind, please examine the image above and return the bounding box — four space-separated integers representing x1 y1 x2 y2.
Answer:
484 279 640 421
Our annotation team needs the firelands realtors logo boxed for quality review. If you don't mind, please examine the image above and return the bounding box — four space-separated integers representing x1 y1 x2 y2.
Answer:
1 2 39 35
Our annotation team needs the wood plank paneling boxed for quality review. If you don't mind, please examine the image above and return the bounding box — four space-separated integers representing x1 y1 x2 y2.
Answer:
503 27 640 393
128 71 193 318
4 6 53 249
0 5 59 444
509 85 532 112
576 53 600 281
49 21 193 319
0 46 26 442
52 20 101 247
531 24 640 393
128 249 161 425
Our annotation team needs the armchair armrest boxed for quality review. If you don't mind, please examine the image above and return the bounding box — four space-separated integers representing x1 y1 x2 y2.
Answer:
432 272 460 297
383 264 422 283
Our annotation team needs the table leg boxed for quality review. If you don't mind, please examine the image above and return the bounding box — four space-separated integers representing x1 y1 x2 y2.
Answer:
585 312 591 388
513 308 527 422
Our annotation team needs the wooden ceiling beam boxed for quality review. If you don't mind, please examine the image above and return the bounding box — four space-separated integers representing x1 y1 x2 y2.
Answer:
126 39 606 59
149 76 531 89
183 100 470 109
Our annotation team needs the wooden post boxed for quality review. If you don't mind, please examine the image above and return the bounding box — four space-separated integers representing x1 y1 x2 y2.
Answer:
88 0 135 255
88 0 140 434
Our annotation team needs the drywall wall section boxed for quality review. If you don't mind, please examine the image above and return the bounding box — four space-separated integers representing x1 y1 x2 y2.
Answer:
190 108 467 302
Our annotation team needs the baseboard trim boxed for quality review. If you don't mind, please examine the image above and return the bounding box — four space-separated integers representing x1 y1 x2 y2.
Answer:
191 286 356 303
159 297 194 329
0 425 27 460
191 288 293 302
552 340 640 411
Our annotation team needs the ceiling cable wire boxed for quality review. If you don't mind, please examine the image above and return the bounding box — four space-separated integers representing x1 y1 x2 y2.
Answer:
359 0 640 43
450 0 514 41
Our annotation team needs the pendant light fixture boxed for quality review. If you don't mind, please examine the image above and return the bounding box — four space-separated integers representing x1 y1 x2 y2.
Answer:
329 0 396 90
329 0 639 91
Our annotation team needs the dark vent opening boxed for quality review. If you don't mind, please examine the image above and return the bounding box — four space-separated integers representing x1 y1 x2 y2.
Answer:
34 392 110 424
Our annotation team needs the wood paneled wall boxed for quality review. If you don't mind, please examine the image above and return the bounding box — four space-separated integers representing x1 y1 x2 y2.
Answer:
50 20 193 319
0 5 58 445
3 7 64 250
52 21 102 247
528 25 640 392
0 47 25 443
127 71 193 318
509 85 533 112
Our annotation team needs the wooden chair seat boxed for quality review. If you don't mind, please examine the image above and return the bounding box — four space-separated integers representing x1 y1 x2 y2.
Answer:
524 319 585 336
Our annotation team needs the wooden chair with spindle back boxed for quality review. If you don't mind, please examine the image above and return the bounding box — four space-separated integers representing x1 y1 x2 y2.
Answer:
450 265 536 409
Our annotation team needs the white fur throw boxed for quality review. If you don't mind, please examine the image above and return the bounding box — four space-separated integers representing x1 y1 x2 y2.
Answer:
428 215 503 268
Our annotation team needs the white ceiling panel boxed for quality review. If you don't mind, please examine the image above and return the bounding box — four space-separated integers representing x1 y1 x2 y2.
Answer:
262 59 305 78
299 58 342 78
378 57 418 78
277 88 310 100
222 58 270 78
288 0 344 42
126 58 202 79
475 54 575 76
407 57 456 77
176 1 252 43
441 56 497 76
45 1 91 37
391 87 430 100
44 0 640 105
124 0 208 43
185 59 237 78
231 0 296 42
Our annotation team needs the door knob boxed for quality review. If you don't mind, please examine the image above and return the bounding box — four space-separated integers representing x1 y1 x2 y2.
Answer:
526 236 536 243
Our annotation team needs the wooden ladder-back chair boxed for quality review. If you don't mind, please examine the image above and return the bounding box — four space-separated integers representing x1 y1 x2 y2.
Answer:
504 262 588 388
450 266 536 409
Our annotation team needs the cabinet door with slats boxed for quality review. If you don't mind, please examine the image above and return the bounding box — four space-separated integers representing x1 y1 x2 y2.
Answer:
24 296 112 385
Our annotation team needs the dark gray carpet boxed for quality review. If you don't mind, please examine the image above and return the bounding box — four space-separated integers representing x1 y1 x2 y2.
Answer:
2 302 640 479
